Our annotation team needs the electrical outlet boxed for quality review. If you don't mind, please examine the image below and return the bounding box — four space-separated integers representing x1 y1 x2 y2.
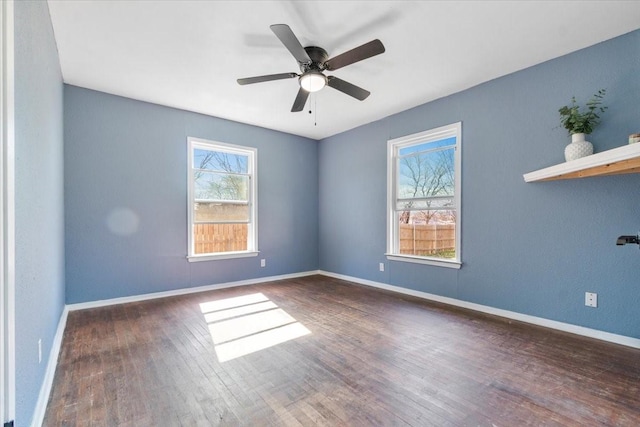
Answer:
38 339 42 364
585 292 598 308
379 262 385 272
260 259 266 268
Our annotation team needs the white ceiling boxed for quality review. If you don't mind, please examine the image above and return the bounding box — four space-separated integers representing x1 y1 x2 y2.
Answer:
47 1 640 140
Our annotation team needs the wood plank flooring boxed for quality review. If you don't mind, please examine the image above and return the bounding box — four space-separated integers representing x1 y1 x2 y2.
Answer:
44 275 640 426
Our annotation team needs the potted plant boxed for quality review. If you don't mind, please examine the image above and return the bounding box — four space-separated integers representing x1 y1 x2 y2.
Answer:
558 89 607 161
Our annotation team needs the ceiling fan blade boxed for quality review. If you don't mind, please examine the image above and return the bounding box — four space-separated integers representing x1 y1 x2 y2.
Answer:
325 39 385 71
237 73 298 85
326 76 370 101
291 87 310 112
270 24 311 64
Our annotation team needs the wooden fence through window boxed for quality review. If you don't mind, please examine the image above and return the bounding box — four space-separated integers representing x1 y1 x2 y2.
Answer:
193 223 453 256
399 223 455 256
193 223 248 254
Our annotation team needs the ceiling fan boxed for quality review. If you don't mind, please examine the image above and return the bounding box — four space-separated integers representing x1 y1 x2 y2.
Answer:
237 24 385 112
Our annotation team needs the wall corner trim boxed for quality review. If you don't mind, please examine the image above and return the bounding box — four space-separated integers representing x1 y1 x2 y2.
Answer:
318 270 640 350
30 306 68 427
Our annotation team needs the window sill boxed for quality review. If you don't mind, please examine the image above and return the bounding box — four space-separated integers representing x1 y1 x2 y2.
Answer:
187 251 259 262
385 254 462 269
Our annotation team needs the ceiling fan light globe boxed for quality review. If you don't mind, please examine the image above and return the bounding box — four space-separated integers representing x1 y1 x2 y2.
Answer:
300 72 327 92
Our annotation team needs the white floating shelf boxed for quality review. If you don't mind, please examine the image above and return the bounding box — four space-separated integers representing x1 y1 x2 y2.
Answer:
523 143 640 182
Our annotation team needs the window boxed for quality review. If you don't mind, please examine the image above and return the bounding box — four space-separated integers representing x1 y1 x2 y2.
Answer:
387 122 461 269
187 137 258 261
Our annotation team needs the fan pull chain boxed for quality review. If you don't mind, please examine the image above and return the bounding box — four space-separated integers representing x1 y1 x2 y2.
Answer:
308 94 318 126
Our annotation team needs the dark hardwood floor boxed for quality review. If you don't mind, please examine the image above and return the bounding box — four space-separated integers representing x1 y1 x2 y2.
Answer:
44 275 640 426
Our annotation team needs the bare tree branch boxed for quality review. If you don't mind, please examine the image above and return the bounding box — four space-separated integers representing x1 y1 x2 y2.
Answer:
399 148 454 224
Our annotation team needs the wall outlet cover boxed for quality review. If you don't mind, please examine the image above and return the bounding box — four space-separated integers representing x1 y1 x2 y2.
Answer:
585 292 598 308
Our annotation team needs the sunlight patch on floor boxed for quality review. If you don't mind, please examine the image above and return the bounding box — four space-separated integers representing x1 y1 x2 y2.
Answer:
200 293 269 313
204 300 277 323
199 292 311 362
214 322 311 362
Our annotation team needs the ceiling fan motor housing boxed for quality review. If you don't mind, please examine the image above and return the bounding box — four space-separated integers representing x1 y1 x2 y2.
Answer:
301 46 329 72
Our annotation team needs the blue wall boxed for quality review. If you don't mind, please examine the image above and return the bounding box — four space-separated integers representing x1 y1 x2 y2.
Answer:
319 30 640 339
64 86 318 304
14 1 65 425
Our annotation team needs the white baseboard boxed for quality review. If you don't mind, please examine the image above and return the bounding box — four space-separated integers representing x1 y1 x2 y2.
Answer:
319 270 640 350
67 270 321 311
30 306 69 427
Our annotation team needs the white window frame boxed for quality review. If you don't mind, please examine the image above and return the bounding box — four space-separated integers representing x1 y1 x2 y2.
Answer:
386 122 462 269
187 137 258 262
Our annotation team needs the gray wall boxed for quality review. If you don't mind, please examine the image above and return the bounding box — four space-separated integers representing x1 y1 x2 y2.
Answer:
319 29 640 339
14 1 65 425
64 86 319 303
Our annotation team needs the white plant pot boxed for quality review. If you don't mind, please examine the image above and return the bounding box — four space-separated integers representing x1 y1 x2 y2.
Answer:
564 133 593 162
